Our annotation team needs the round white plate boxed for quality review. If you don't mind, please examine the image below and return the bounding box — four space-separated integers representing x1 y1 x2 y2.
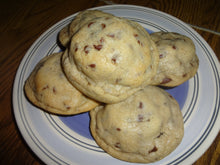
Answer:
13 5 220 165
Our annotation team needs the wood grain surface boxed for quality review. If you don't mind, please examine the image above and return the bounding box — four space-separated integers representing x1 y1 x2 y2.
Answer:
0 0 219 164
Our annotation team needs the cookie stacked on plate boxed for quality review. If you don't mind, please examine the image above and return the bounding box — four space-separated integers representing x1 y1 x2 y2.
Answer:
24 10 199 163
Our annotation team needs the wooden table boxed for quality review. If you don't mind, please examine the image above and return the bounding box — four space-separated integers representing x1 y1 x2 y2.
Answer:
0 0 219 164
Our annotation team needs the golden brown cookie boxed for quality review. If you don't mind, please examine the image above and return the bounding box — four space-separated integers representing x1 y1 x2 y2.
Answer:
90 86 184 163
59 10 114 47
24 52 99 115
150 32 199 87
62 16 158 103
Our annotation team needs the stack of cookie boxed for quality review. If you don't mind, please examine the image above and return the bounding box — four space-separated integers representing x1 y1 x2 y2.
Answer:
24 10 199 163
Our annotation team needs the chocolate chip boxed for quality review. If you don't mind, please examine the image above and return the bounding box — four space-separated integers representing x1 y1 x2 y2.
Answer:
84 45 90 54
42 85 49 90
156 132 163 138
168 94 174 99
52 87 56 94
111 58 116 64
182 73 187 77
138 114 144 122
134 34 143 46
66 106 71 110
159 54 164 59
64 103 71 110
107 34 115 38
115 142 121 148
116 128 121 131
139 102 143 109
89 64 96 68
100 37 104 43
101 23 106 29
93 44 102 51
148 146 158 153
88 22 95 28
115 78 122 84
161 77 172 84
